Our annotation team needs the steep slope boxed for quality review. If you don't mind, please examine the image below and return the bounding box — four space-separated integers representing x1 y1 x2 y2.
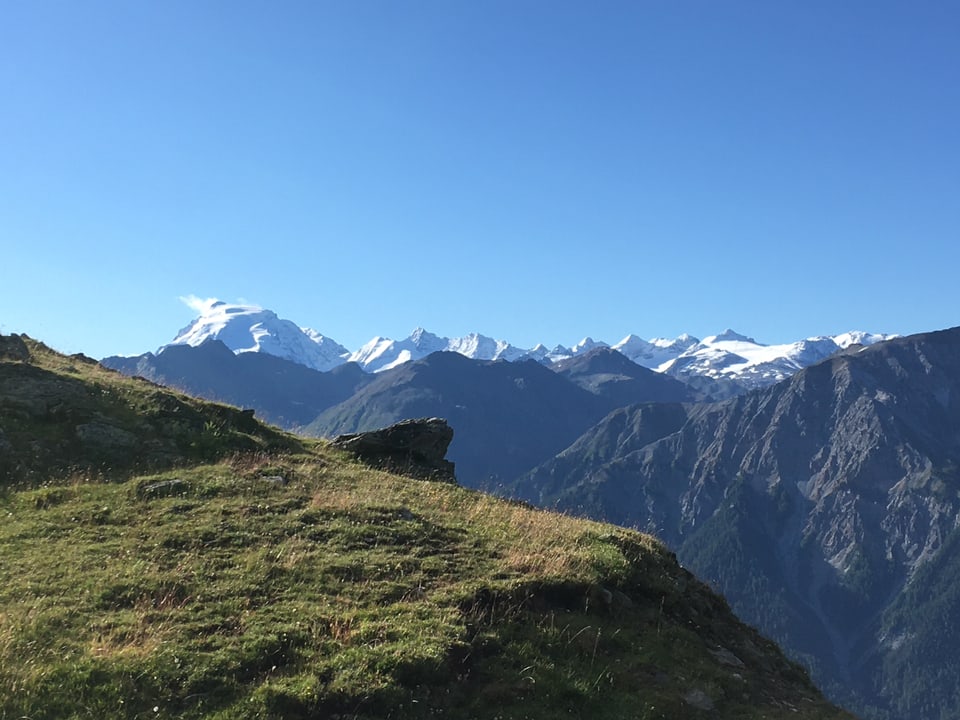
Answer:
306 352 615 490
102 339 372 429
514 327 960 719
514 402 693 509
0 332 851 720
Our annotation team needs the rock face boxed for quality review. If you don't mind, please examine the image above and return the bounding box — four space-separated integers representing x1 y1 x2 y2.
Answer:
331 417 457 483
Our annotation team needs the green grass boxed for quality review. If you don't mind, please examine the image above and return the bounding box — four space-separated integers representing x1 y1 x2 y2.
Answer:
0 451 850 719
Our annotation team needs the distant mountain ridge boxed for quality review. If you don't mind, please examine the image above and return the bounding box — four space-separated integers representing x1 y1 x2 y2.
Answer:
304 347 700 490
157 299 893 390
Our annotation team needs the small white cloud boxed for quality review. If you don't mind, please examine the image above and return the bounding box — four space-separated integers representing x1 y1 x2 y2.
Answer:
178 295 264 316
178 295 219 314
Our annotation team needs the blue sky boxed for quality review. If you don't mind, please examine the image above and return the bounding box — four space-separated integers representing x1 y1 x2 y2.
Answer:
2 2 958 358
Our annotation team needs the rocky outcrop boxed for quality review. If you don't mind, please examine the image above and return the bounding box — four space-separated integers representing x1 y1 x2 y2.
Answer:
0 334 30 362
331 417 456 483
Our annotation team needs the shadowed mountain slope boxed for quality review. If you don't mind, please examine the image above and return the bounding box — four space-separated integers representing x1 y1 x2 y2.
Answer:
514 327 960 719
552 346 699 404
305 352 616 490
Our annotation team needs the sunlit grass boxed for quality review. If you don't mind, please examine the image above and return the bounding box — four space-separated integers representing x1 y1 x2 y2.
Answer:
0 448 850 719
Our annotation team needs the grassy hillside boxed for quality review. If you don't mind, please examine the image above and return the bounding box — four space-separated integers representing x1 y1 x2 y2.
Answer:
0 334 851 719
0 334 301 483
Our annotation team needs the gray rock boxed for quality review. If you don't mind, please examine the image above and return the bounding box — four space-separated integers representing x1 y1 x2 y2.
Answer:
590 585 634 612
683 689 714 711
332 417 456 483
75 422 137 451
709 646 745 668
138 479 189 499
0 334 30 362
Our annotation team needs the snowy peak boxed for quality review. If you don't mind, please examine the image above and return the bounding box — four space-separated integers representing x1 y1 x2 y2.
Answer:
165 298 350 372
409 327 447 353
832 331 894 349
659 331 894 388
348 329 528 372
519 343 572 364
170 300 277 351
571 337 609 355
531 338 611 365
703 329 759 345
348 336 402 372
446 332 526 362
613 333 699 369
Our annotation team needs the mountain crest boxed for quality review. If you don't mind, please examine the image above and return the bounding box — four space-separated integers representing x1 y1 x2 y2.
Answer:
705 329 759 344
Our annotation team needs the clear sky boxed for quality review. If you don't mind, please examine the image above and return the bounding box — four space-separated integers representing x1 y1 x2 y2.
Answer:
2 1 958 358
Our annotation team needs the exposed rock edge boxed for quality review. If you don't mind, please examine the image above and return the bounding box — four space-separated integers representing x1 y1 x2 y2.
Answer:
331 417 457 483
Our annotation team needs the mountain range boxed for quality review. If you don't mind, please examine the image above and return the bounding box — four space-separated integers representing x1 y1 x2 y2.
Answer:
162 299 891 391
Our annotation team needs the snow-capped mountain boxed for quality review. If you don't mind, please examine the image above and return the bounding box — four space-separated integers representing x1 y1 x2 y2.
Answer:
348 327 528 373
157 299 894 389
612 333 699 368
521 343 577 364
654 329 894 388
571 337 609 355
165 299 350 372
447 332 529 362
